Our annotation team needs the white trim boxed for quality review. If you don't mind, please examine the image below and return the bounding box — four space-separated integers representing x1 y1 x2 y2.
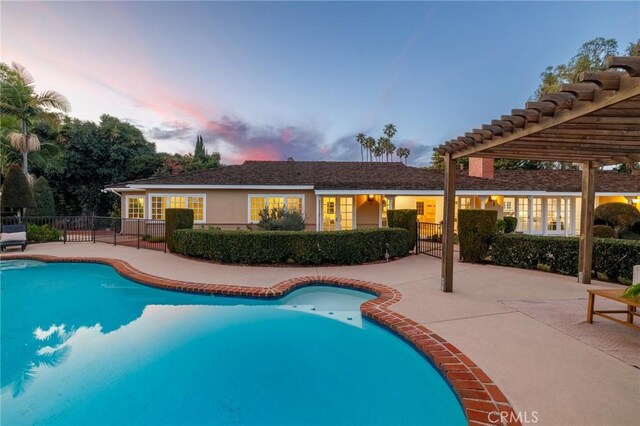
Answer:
130 184 314 190
246 193 306 224
316 189 443 196
108 188 144 192
124 194 146 219
316 196 321 231
147 192 207 223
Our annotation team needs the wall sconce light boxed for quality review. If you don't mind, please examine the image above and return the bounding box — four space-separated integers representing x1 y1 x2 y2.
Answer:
367 194 375 204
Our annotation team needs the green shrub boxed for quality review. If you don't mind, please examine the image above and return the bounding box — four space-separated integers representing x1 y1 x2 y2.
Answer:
257 207 305 231
492 233 640 283
2 165 34 215
594 202 640 229
619 229 640 240
165 208 194 251
496 219 506 233
503 216 517 233
458 209 497 262
26 224 61 243
30 177 56 217
387 209 417 251
172 228 409 265
593 224 616 239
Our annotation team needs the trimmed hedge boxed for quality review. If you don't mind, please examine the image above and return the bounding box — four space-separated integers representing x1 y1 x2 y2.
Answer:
387 209 417 251
165 208 194 252
172 228 409 265
492 233 640 283
458 209 497 262
593 224 616 239
594 202 640 228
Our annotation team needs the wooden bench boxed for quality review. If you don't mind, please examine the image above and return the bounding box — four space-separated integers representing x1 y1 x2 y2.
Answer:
587 289 639 331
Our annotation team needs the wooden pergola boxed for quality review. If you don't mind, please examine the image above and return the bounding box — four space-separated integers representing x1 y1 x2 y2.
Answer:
434 56 640 292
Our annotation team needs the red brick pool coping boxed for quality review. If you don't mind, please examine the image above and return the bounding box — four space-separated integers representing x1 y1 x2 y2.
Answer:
1 254 520 426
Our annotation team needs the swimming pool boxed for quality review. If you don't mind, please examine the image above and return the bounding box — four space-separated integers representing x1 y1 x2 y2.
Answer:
1 260 466 425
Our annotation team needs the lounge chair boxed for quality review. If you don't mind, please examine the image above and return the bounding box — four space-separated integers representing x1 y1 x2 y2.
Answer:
0 224 28 252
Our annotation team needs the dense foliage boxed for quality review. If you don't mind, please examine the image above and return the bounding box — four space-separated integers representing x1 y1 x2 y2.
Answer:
26 223 61 243
503 217 517 234
29 177 56 217
492 234 640 283
172 228 409 265
257 207 305 231
458 209 497 262
1 62 223 216
387 209 417 251
1 164 34 215
165 208 195 251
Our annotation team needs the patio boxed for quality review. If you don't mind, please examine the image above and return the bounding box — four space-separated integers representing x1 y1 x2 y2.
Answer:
4 242 637 425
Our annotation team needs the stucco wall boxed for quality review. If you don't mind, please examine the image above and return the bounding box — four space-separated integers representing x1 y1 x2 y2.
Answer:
355 195 380 228
123 189 317 230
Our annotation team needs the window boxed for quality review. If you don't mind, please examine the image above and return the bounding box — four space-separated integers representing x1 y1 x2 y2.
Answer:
503 197 515 214
287 197 302 213
517 198 529 232
416 201 425 216
532 197 543 233
459 197 472 210
127 197 145 219
249 197 266 222
150 194 205 222
248 194 305 223
188 196 204 222
151 196 167 220
340 197 353 230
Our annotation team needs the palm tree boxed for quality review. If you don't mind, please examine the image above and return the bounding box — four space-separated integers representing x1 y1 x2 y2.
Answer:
0 62 70 176
355 133 366 162
383 123 397 140
364 136 376 162
396 147 411 164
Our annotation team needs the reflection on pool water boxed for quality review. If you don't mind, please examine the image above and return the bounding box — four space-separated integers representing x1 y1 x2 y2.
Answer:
1 260 465 426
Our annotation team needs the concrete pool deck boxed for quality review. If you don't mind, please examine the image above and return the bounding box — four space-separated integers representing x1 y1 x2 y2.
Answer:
2 243 638 426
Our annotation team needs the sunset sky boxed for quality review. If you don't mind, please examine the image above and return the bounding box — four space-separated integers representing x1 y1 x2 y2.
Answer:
2 1 638 165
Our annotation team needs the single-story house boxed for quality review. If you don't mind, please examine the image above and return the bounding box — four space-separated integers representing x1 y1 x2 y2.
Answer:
106 159 640 236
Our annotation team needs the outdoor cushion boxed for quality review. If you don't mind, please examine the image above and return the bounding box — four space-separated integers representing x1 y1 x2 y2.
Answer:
0 232 27 243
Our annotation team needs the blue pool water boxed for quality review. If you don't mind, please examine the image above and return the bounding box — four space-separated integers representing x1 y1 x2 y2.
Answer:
1 260 465 426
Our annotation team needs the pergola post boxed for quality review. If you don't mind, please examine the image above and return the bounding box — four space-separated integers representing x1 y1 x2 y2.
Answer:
578 161 596 284
441 153 456 292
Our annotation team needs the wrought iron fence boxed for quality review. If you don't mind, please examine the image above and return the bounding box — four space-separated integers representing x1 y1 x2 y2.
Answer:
417 222 443 258
0 216 166 252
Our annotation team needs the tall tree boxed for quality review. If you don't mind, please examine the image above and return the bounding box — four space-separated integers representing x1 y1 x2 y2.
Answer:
30 176 56 217
194 134 206 160
1 164 34 216
355 133 366 162
0 63 70 176
364 136 376 162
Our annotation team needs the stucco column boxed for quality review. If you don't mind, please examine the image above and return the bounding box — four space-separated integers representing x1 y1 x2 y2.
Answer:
528 195 534 234
480 196 488 210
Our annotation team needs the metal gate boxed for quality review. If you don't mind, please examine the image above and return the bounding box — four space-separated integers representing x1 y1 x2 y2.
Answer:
416 222 443 258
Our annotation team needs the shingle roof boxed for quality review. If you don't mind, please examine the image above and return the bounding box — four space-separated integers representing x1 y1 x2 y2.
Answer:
108 161 640 193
